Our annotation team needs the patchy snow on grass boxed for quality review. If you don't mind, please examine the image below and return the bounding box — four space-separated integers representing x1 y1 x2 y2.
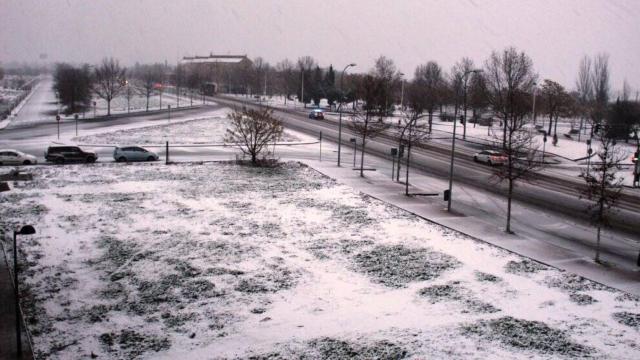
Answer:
2 162 639 359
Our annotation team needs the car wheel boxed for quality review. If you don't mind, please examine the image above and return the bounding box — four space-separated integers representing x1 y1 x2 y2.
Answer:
55 158 64 165
147 156 155 162
23 160 31 165
117 156 127 163
86 156 96 163
0 162 3 166
473 156 478 162
487 160 493 166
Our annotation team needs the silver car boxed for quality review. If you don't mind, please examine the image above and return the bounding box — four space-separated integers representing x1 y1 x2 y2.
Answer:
0 149 38 166
113 146 159 162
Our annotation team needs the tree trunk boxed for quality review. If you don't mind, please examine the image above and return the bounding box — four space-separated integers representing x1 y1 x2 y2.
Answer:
146 93 150 111
428 112 433 133
506 177 513 233
548 112 553 135
107 99 111 116
405 143 411 196
553 115 559 136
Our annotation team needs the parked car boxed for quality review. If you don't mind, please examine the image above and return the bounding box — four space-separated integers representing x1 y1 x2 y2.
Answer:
308 109 325 120
113 146 159 162
45 145 97 164
473 150 507 166
0 149 38 165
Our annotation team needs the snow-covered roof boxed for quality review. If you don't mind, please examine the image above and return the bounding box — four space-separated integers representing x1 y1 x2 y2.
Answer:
180 55 249 65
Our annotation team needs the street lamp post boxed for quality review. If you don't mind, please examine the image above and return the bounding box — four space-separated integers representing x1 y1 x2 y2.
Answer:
399 73 405 111
13 225 36 358
350 138 357 168
337 63 356 167
532 82 537 125
74 114 79 136
586 139 592 178
301 69 305 109
448 69 482 212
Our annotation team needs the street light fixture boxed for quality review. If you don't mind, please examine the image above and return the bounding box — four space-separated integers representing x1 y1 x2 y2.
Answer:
337 63 356 167
448 69 482 212
13 225 36 358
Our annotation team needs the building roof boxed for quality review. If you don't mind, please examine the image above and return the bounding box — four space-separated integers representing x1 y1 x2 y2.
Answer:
180 54 249 65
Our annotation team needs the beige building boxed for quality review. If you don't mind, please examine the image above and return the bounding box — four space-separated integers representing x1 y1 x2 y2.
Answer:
180 54 253 94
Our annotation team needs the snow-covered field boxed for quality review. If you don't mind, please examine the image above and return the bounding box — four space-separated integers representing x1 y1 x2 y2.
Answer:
2 162 639 359
73 115 301 145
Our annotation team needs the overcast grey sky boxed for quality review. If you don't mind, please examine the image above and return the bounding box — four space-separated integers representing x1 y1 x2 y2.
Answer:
1 0 638 92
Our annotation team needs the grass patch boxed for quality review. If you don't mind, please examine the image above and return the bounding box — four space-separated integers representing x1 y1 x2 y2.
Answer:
353 244 460 287
463 316 594 357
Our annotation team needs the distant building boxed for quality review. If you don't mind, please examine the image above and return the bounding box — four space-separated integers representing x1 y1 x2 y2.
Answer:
179 54 253 94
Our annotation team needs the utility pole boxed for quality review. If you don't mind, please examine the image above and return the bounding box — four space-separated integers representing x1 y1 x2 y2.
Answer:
301 68 305 109
399 73 405 111
450 68 482 211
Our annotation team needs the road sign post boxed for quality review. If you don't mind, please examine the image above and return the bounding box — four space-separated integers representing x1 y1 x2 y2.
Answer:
56 115 60 139
391 148 398 179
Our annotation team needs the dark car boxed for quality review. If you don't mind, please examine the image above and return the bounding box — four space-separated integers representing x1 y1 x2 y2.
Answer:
45 146 97 164
308 109 325 120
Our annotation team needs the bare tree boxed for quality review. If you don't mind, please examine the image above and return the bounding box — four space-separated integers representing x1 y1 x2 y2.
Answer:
397 80 431 195
414 61 444 133
576 56 593 138
468 71 489 126
297 56 317 105
224 107 283 165
93 58 127 116
581 126 625 263
490 89 542 233
590 53 610 135
135 63 164 111
350 74 391 177
540 79 572 137
275 59 296 104
452 57 476 139
484 47 539 233
372 55 401 112
484 47 537 149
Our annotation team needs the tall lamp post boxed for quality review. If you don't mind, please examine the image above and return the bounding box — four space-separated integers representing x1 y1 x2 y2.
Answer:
399 72 405 111
337 63 356 167
13 225 36 358
300 68 305 109
448 69 482 212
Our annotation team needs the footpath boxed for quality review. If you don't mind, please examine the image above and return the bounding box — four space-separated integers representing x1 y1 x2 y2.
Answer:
303 159 640 297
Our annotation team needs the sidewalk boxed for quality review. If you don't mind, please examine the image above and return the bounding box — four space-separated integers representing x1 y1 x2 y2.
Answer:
303 158 640 296
0 240 34 360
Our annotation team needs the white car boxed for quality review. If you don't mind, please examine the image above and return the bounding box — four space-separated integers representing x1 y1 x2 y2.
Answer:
0 149 38 166
473 150 507 166
113 146 159 162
